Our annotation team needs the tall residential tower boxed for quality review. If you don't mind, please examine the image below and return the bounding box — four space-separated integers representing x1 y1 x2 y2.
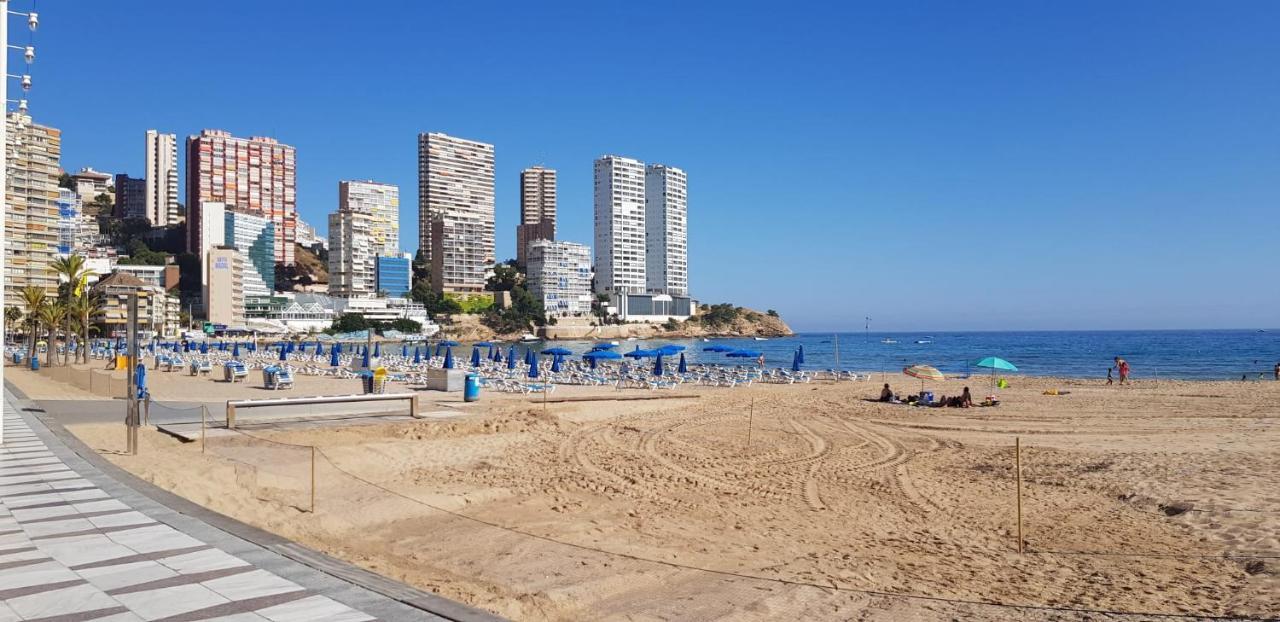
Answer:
338 180 399 256
645 164 688 296
186 129 296 271
3 113 61 307
592 155 646 294
417 132 494 292
516 166 556 267
145 130 179 226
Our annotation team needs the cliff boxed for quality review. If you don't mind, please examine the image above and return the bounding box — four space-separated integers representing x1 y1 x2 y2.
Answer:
439 306 793 342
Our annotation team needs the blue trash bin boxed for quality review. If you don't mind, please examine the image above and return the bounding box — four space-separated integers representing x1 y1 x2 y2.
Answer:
464 373 481 402
30 355 39 371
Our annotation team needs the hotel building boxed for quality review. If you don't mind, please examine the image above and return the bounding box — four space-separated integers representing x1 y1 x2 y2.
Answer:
592 155 646 294
4 113 61 307
515 166 556 268
339 180 399 256
224 210 275 298
527 240 592 317
417 132 494 292
327 209 375 297
186 129 296 268
145 130 180 226
644 164 688 296
204 247 245 327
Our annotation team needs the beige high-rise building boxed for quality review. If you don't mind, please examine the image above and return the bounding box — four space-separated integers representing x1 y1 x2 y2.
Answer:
516 166 556 267
339 180 399 256
145 130 179 226
4 112 62 307
186 129 296 267
204 247 245 327
417 132 494 292
327 209 375 297
645 164 688 296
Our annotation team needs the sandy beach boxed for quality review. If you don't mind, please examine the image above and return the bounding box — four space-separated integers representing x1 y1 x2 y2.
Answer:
8 363 1278 620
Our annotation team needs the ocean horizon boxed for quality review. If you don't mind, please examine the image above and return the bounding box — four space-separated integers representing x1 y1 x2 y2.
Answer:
495 329 1278 381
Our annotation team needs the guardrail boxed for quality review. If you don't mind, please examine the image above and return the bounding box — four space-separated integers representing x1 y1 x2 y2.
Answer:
225 392 420 428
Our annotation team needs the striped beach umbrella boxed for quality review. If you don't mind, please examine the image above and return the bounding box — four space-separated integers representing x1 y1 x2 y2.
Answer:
904 364 945 392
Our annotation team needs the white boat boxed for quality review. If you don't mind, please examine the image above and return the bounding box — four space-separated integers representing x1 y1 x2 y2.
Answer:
754 337 768 341
520 333 538 342
626 337 637 341
611 340 621 345
881 338 898 344
915 339 932 344
702 338 710 342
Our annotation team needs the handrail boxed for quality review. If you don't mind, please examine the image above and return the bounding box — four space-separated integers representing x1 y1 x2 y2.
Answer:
225 392 419 428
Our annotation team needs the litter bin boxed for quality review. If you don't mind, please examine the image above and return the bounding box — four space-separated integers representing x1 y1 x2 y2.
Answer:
361 371 375 394
464 373 481 402
29 355 39 371
12 352 21 365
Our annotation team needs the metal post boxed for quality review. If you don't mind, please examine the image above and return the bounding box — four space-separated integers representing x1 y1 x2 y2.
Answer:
309 446 316 513
1015 436 1024 554
126 293 139 455
200 405 206 453
226 401 236 429
833 333 840 381
143 393 150 426
745 396 754 452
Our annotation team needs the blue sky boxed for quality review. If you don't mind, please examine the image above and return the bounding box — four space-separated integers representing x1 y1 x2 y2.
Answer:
31 1 1280 331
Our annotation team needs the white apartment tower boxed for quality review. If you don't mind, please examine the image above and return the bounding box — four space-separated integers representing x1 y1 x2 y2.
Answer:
645 164 688 296
593 155 646 294
327 211 376 298
145 130 179 226
527 240 592 317
339 180 399 256
418 132 495 292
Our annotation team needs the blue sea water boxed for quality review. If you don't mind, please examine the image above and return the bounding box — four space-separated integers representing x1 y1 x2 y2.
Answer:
476 330 1280 381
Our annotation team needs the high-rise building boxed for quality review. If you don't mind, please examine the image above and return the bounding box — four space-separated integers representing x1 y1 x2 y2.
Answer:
592 155 646 294
417 132 494 292
56 188 79 256
327 209 375 297
193 201 226 288
376 255 411 299
113 173 146 220
145 130 179 226
527 240 592 317
516 166 556 267
224 210 275 297
186 129 296 267
205 247 245 327
4 113 62 307
645 164 688 296
338 180 399 255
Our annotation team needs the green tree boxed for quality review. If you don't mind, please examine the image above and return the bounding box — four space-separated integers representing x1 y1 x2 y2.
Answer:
486 260 522 292
5 306 22 344
329 313 372 334
66 292 100 364
51 255 94 364
118 240 167 266
38 302 67 367
388 318 422 333
481 285 545 334
766 309 779 317
19 285 47 360
409 281 462 317
411 248 431 284
58 172 74 190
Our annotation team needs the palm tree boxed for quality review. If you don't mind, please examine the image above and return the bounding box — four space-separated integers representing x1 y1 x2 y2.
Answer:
51 255 93 365
38 302 67 367
19 285 47 361
4 306 21 345
67 291 100 364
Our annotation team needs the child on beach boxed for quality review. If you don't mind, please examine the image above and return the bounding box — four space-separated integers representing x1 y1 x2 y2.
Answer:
1106 367 1113 385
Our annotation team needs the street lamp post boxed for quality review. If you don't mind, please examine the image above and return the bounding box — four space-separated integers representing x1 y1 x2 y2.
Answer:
1 0 38 447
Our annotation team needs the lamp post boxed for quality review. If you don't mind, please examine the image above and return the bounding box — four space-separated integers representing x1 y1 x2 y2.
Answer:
1 1 38 448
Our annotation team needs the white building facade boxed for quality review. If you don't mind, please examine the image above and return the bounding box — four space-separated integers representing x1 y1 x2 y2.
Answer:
644 164 688 296
593 155 646 294
145 130 179 226
197 201 225 285
418 133 495 292
527 240 592 317
327 210 375 297
224 210 275 297
339 180 399 256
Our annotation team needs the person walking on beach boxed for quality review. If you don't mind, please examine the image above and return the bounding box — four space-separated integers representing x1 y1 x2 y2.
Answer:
1106 367 1114 385
1114 356 1130 385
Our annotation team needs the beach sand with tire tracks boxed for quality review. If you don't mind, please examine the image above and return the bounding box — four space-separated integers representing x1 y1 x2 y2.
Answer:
16 364 1278 621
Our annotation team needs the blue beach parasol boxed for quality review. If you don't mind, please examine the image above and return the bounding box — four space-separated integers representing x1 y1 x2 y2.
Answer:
443 347 455 369
528 353 539 378
330 347 340 367
542 347 572 356
797 345 805 365
470 347 481 367
361 346 370 368
792 350 801 372
507 347 518 370
373 342 381 358
653 354 664 376
413 347 422 364
679 352 688 374
550 355 562 373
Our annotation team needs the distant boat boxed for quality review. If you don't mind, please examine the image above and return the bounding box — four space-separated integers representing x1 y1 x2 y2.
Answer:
881 338 897 344
520 333 538 342
1259 329 1268 333
702 338 710 342
915 340 932 344
626 337 637 341
754 337 768 341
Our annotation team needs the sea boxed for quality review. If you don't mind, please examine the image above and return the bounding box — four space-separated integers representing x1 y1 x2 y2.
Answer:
471 330 1279 381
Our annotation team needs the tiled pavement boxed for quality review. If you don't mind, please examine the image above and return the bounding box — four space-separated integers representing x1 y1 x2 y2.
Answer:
0 389 485 622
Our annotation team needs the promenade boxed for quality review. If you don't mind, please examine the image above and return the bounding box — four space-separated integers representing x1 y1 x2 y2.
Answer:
0 387 482 622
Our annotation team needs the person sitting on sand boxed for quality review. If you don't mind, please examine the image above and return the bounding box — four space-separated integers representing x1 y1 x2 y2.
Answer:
879 383 894 402
958 387 974 408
